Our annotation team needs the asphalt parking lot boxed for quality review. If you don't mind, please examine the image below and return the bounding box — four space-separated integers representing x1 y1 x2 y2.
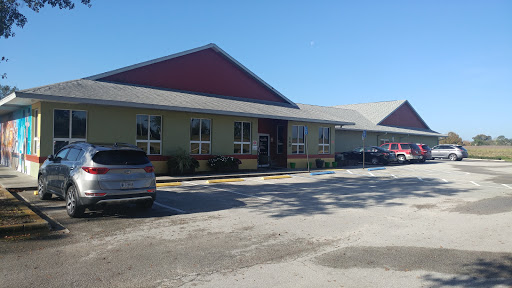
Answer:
2 159 512 287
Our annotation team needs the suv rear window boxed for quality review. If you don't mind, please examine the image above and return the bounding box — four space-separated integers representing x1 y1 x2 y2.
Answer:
421 145 430 150
92 150 150 165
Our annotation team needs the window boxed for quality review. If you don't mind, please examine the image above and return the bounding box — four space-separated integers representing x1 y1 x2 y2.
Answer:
190 118 211 154
66 148 83 161
291 125 305 154
136 115 162 155
32 109 39 155
234 121 251 154
381 143 390 150
318 127 330 154
276 125 284 154
53 109 87 154
390 144 398 150
380 139 389 145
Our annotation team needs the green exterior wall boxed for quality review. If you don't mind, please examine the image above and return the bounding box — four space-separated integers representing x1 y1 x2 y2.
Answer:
39 102 259 158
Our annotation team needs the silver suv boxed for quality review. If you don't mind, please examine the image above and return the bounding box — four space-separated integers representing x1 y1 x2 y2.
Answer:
431 144 468 161
38 142 156 217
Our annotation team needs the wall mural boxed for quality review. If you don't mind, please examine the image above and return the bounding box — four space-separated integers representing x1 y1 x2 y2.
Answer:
1 107 32 174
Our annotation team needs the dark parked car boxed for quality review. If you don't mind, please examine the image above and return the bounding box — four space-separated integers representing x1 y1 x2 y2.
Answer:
339 146 397 165
431 144 468 161
38 142 157 217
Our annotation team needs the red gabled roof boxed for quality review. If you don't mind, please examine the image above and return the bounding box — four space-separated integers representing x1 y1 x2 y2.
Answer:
86 44 295 106
379 101 430 129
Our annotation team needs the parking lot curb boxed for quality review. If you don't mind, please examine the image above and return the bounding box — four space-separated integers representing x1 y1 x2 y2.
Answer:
0 186 50 236
261 175 292 180
156 182 182 187
206 178 245 184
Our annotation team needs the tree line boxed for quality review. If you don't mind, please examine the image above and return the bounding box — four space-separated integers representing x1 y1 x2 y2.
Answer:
440 132 512 146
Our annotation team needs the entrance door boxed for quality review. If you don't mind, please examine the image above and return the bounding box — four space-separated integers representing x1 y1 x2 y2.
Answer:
258 134 270 167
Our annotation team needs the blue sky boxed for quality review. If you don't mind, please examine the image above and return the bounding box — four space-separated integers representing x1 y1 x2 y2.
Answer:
1 0 511 141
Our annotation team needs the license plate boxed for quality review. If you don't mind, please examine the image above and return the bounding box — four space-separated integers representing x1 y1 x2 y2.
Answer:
121 182 134 189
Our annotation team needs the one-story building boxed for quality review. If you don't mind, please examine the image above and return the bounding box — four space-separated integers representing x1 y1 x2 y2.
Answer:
0 44 354 176
296 100 442 153
0 43 442 177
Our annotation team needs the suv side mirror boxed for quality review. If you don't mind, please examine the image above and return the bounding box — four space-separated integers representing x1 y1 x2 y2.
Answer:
48 155 55 162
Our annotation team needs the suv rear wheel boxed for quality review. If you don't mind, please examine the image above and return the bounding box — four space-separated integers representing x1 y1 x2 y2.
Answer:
397 155 407 164
448 153 458 161
66 185 85 218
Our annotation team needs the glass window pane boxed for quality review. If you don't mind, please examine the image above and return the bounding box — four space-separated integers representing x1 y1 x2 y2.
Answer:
149 142 161 155
150 116 161 141
137 115 148 140
54 110 70 138
66 148 81 161
56 148 70 159
298 144 304 154
298 126 304 143
201 119 211 141
292 145 297 154
243 144 250 154
201 143 210 154
319 128 324 144
136 142 147 153
71 111 87 139
318 146 323 154
234 122 241 143
234 144 241 154
243 122 251 143
54 141 69 155
277 145 283 154
190 119 200 141
277 126 284 144
324 128 329 141
190 143 199 154
292 126 298 143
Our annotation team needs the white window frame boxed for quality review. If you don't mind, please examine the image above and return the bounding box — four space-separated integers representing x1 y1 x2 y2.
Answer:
190 118 211 155
291 125 305 154
32 109 39 155
380 138 389 145
136 114 162 155
234 121 251 154
53 109 87 154
318 127 330 154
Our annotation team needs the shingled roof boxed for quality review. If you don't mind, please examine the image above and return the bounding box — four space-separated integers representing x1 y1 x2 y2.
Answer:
299 103 442 137
0 79 354 126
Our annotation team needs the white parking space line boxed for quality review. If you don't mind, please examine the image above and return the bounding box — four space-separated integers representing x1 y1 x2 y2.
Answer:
185 181 271 201
368 172 375 177
502 184 512 190
154 201 186 214
417 177 423 181
442 179 448 182
470 181 481 186
391 174 398 179
347 170 353 174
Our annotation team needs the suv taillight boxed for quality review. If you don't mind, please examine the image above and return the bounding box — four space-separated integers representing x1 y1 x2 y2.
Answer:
82 167 110 174
144 166 155 173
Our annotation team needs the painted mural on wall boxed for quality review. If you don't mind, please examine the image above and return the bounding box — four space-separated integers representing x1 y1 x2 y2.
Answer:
1 107 32 174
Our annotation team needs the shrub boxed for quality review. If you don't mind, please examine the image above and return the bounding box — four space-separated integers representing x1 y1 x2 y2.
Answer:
207 155 242 172
167 150 200 175
315 158 324 168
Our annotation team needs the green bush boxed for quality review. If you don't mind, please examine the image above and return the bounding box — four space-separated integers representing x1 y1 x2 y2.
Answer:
167 150 200 175
207 155 242 172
